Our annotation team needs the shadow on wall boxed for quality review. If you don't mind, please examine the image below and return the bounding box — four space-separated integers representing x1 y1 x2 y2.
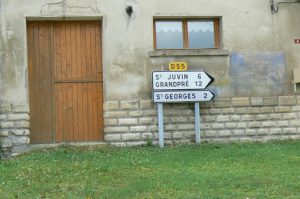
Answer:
229 52 287 96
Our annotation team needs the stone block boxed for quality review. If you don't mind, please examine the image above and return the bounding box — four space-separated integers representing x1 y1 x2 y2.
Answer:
241 115 254 121
177 124 194 130
277 121 289 127
261 121 277 128
118 118 138 126
290 120 300 127
104 118 118 126
126 141 146 147
105 134 122 141
0 138 13 147
236 122 247 128
139 100 154 109
104 127 129 133
213 98 231 108
170 116 188 123
181 109 194 115
139 117 156 125
269 114 282 120
149 125 158 132
282 113 297 120
12 136 30 145
257 129 269 135
231 115 241 121
165 109 181 116
263 97 278 106
122 133 141 141
219 130 231 137
211 123 225 129
249 107 260 114
202 115 216 122
10 130 30 136
279 96 297 106
184 131 195 138
235 108 250 114
165 124 177 131
0 122 14 129
274 106 292 113
0 130 9 137
251 97 263 106
174 104 189 109
232 129 244 136
129 111 144 117
173 132 183 139
297 96 300 104
225 122 237 129
104 111 127 118
248 122 261 128
0 104 11 113
260 107 274 113
201 123 211 129
283 128 297 134
141 133 153 140
143 110 157 116
216 115 230 122
222 108 235 114
7 114 29 121
209 108 221 114
104 101 119 111
15 121 30 128
205 130 218 137
292 106 300 112
189 116 195 122
120 100 139 110
200 108 209 115
269 128 282 135
130 126 148 132
0 115 6 121
245 129 256 135
232 97 250 107
256 114 269 121
12 104 29 113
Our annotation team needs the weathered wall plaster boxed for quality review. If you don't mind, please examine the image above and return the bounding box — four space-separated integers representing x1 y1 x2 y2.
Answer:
1 0 300 105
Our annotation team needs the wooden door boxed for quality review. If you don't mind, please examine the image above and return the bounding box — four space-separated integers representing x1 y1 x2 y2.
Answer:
27 21 103 143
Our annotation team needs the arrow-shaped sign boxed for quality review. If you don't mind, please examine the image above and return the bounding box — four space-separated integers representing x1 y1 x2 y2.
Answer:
152 71 214 90
153 90 215 103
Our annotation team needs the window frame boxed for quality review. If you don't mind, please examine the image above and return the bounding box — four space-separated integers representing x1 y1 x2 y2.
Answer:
153 18 220 50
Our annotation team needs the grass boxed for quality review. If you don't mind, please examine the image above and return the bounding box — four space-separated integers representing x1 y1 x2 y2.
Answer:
1 141 300 198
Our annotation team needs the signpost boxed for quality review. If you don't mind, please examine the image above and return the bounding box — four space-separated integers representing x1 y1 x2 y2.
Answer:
152 64 215 148
153 71 214 90
153 90 215 103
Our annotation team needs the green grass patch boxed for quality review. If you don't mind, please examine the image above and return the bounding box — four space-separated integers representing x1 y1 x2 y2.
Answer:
1 141 300 198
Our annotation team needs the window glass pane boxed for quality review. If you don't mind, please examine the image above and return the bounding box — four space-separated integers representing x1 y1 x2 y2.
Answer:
188 21 215 48
155 21 183 49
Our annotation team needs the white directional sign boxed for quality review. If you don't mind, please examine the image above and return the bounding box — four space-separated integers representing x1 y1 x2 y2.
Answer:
153 90 215 103
152 71 214 90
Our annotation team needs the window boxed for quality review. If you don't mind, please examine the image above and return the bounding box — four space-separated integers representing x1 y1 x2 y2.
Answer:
154 18 220 49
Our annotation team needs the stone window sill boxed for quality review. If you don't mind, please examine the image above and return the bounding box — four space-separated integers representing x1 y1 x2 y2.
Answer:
149 49 229 57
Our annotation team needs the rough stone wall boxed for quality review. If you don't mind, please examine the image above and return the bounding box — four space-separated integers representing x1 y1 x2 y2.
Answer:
104 95 300 146
0 103 30 159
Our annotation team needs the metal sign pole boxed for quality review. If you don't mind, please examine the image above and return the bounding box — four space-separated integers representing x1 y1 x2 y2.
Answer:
158 103 164 148
195 102 201 144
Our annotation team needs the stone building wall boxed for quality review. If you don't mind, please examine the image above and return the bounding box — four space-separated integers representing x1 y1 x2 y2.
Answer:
1 95 300 158
104 95 300 146
0 103 30 159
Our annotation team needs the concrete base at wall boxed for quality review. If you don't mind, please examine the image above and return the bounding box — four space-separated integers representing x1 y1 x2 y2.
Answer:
1 95 300 159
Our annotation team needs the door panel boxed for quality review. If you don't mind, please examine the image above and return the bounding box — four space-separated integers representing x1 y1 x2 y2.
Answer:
27 21 103 143
27 22 54 143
